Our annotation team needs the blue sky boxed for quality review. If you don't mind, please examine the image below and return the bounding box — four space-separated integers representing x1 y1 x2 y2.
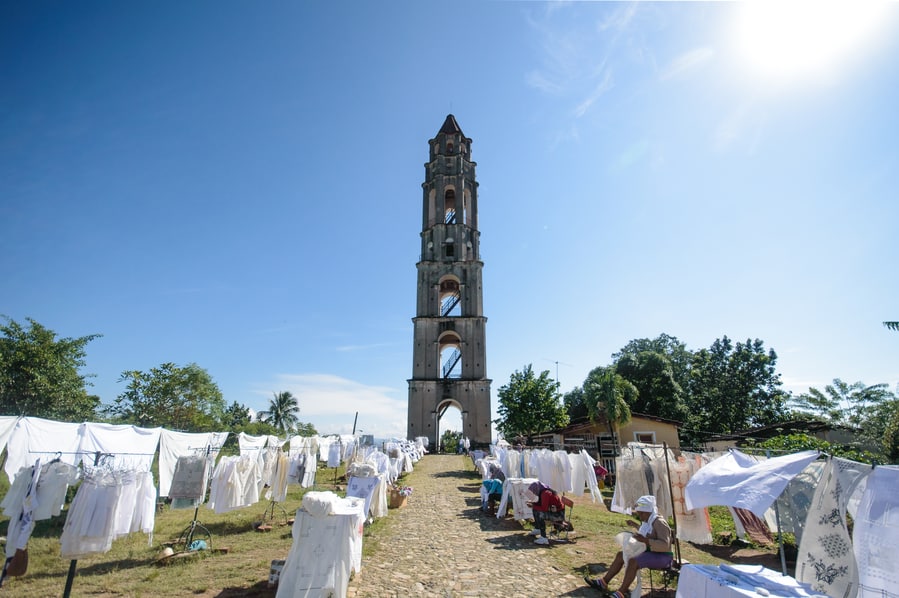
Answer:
2 2 897 440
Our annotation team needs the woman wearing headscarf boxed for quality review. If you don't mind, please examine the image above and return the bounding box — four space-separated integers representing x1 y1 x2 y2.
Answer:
584 494 673 597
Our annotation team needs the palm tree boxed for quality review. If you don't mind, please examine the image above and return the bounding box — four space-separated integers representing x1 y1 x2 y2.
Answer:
257 391 300 434
583 366 635 444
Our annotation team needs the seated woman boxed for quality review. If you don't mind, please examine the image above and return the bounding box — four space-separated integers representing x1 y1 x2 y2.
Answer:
526 482 564 545
585 495 673 597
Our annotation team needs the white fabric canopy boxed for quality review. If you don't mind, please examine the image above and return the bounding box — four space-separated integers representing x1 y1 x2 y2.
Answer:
4 417 82 479
684 449 818 517
78 422 161 471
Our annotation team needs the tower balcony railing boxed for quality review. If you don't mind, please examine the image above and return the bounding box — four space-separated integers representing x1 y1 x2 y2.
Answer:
442 349 462 378
441 291 461 316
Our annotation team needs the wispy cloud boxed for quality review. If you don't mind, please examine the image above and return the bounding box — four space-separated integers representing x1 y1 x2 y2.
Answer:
524 2 643 124
574 68 614 117
659 47 714 81
255 373 407 438
597 2 639 33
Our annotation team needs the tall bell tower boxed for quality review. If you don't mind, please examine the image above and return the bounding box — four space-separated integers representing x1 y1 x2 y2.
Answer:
407 115 492 448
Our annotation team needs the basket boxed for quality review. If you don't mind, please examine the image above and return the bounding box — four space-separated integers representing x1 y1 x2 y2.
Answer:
388 490 407 509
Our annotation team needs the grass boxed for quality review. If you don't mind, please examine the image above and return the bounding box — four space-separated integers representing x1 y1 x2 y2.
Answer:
0 471 348 597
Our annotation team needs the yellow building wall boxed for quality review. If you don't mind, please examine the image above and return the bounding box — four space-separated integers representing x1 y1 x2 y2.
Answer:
617 417 680 449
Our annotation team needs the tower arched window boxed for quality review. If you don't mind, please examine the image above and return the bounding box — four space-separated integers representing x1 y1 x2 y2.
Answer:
439 277 461 317
438 332 462 379
444 189 456 224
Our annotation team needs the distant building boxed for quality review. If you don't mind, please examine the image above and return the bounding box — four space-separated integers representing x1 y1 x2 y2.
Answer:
703 419 864 452
530 412 682 473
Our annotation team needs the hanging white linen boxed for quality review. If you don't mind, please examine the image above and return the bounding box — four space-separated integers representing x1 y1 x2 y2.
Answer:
568 450 603 503
853 465 899 597
0 415 20 456
552 450 574 493
78 423 161 471
3 460 41 558
207 455 262 514
669 452 712 545
276 492 365 598
796 456 871 597
764 459 825 546
4 417 82 480
346 475 381 519
496 478 537 521
318 436 335 462
238 432 268 462
169 454 209 505
265 450 290 503
611 446 653 515
684 449 819 518
158 429 227 498
60 468 156 557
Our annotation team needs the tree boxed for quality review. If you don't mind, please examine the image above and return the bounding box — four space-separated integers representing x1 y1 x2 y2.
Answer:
223 401 251 429
744 433 880 464
790 379 893 428
562 386 588 421
0 317 101 421
440 429 461 453
582 366 635 440
612 333 692 393
613 350 688 422
494 364 568 441
107 362 226 431
257 391 301 434
685 336 788 444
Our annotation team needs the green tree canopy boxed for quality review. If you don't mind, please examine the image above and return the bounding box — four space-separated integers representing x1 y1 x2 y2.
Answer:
106 362 226 431
790 379 893 428
440 429 461 453
686 336 788 444
744 432 880 464
562 386 588 421
614 350 687 422
0 317 101 421
612 333 692 393
494 364 568 441
791 379 897 462
223 400 252 430
257 391 301 434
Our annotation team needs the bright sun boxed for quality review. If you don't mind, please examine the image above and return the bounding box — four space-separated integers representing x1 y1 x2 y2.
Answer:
734 1 889 81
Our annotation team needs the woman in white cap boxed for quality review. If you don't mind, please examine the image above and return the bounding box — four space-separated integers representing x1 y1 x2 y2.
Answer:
584 494 673 597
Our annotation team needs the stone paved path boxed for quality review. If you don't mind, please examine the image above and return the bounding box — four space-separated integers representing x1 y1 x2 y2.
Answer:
346 454 597 598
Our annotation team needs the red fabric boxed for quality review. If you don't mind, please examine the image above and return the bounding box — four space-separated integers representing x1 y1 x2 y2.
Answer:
531 489 564 513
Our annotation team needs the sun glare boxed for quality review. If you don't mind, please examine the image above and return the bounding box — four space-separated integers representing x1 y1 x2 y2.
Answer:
734 1 888 82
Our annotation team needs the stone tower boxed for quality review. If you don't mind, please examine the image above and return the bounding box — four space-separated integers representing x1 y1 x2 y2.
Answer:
407 115 492 448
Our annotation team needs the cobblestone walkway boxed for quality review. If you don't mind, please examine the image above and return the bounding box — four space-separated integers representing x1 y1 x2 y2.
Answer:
346 454 597 598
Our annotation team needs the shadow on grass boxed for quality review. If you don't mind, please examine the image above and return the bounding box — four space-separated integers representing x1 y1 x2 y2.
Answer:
215 580 276 597
685 542 785 570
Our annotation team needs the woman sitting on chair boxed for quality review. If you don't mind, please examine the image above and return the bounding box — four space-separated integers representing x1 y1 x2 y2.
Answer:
585 495 672 597
526 482 564 546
